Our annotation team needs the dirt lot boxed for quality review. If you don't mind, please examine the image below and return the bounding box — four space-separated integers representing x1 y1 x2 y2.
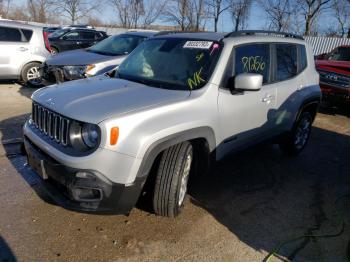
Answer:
0 83 350 262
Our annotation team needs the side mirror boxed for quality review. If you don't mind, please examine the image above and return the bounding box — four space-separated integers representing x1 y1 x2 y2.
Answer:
230 73 263 93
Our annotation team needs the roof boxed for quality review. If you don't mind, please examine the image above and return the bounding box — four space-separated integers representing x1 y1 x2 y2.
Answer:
0 20 43 30
124 31 159 37
155 32 226 41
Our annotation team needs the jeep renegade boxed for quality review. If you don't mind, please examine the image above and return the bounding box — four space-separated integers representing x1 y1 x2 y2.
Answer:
24 31 321 217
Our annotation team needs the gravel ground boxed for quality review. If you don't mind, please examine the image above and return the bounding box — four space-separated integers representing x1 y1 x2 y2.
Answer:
0 83 350 262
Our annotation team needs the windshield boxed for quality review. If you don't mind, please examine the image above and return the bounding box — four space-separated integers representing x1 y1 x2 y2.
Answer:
87 34 146 56
328 47 350 61
49 28 70 38
117 38 222 90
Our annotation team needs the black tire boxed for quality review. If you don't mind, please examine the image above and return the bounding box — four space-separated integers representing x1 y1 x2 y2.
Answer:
50 47 59 55
21 62 43 88
279 111 313 156
153 141 193 217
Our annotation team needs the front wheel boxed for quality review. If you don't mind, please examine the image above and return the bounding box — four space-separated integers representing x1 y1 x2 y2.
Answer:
279 111 313 156
153 141 193 217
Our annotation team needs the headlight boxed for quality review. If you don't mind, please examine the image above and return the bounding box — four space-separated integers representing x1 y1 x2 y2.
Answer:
63 65 87 79
85 64 96 75
81 123 99 148
69 122 100 151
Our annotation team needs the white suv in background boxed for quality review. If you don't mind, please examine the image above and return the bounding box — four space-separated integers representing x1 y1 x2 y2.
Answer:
0 20 51 87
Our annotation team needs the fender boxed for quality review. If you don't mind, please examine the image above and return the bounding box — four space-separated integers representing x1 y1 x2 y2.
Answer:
136 126 216 179
295 94 321 123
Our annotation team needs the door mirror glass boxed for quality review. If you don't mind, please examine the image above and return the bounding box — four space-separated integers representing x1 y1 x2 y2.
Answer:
232 73 263 92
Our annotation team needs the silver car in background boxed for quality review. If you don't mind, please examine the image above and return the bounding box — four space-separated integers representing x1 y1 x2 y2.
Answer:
0 20 51 86
42 31 158 85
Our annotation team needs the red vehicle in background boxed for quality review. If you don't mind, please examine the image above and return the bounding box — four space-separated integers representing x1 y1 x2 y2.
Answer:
316 45 350 106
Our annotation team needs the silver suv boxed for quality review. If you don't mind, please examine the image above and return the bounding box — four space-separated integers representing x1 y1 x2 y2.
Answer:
23 31 321 217
0 20 51 86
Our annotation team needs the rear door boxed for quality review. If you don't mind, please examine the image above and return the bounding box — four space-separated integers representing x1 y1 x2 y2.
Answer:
80 31 97 48
59 30 83 51
217 43 277 158
272 43 300 133
0 26 32 78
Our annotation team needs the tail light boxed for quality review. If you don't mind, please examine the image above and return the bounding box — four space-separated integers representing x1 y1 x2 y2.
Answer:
43 31 51 52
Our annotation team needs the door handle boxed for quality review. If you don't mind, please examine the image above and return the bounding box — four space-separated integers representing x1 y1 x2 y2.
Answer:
17 47 28 52
76 41 82 44
261 94 275 103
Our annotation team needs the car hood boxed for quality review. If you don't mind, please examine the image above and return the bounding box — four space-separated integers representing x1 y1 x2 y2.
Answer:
32 76 190 124
45 49 126 66
316 60 350 75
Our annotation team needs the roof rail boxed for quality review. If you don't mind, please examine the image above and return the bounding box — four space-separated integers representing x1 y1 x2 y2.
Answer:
225 30 304 40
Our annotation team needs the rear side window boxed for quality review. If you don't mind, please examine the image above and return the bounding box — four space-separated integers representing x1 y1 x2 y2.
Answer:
235 44 270 84
299 45 307 72
0 26 22 42
276 44 297 81
81 31 95 40
21 29 33 42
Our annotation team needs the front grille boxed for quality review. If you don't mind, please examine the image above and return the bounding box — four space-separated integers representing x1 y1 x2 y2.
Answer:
32 102 70 146
318 70 350 88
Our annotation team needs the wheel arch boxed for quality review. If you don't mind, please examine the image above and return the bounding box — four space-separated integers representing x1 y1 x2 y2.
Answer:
136 126 216 180
295 96 321 123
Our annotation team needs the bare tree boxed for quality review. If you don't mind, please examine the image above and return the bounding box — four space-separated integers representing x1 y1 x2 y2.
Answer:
111 0 145 28
27 0 55 23
259 0 295 31
206 0 230 31
163 0 191 30
296 0 332 36
229 0 252 31
54 0 100 24
163 0 208 31
140 0 167 28
331 0 350 37
0 0 11 18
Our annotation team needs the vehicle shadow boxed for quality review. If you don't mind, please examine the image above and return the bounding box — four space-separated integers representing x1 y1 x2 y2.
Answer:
319 101 350 118
0 236 17 262
1 112 350 260
189 126 350 261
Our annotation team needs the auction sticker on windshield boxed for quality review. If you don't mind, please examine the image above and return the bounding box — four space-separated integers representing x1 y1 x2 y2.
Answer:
183 41 213 49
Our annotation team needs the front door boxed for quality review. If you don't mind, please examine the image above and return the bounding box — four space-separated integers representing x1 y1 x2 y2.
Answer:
217 43 277 158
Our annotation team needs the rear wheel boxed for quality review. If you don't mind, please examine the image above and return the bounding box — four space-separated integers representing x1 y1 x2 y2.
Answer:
153 141 193 217
279 111 313 156
50 47 59 55
21 62 43 87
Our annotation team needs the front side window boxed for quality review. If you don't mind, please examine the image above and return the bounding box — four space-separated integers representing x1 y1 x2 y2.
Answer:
234 44 270 83
276 44 297 81
63 31 80 40
328 47 350 61
117 38 222 90
87 34 146 56
49 28 70 38
0 26 22 42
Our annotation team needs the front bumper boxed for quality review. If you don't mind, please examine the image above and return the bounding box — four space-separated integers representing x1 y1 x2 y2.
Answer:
24 136 145 214
320 82 350 104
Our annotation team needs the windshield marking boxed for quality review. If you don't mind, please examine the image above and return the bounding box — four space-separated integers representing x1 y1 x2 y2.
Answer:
187 67 205 90
242 56 266 72
196 53 204 62
183 41 213 49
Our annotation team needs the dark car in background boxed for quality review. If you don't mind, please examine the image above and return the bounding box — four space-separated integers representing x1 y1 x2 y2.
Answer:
316 45 350 106
42 31 158 84
43 26 61 35
48 27 108 54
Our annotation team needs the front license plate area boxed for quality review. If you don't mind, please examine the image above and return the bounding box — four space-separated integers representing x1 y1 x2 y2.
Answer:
28 152 48 180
